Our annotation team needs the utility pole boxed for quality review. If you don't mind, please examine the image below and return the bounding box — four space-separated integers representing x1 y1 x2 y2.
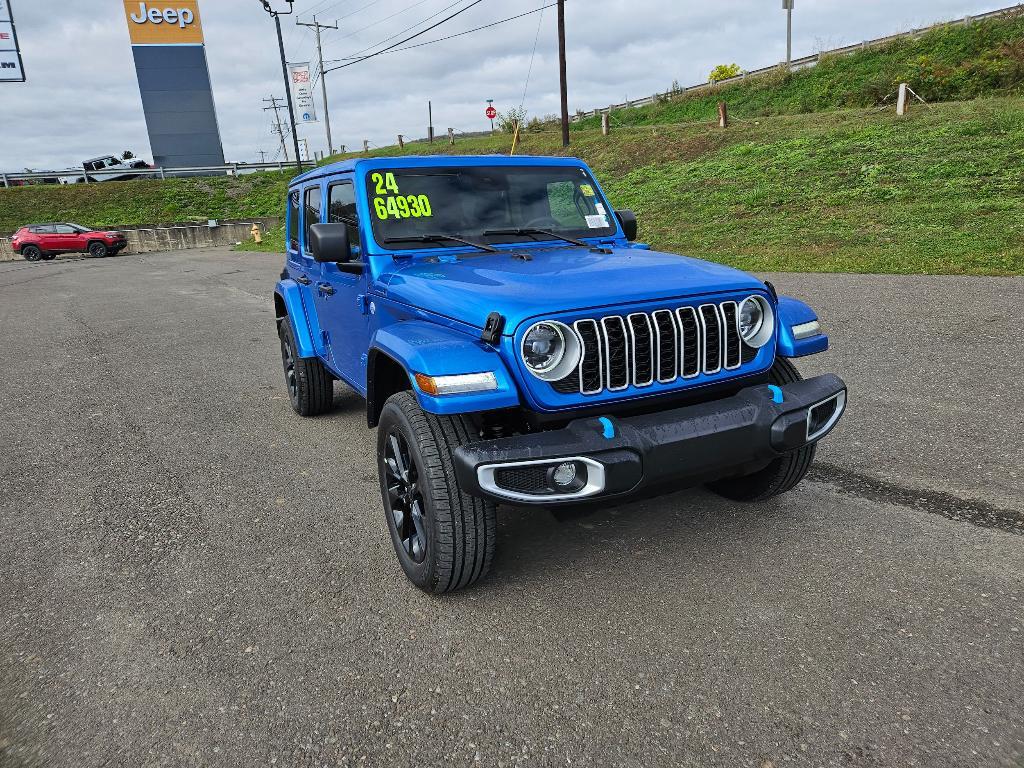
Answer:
264 96 290 162
783 0 794 68
557 0 570 147
259 0 303 172
257 150 267 163
297 14 338 156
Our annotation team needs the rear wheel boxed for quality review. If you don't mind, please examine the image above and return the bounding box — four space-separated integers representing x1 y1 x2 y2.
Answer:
87 242 108 258
278 317 333 416
377 391 497 594
707 357 816 502
21 245 42 262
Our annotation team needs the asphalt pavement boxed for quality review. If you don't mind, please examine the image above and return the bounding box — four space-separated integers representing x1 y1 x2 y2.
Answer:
0 248 1021 767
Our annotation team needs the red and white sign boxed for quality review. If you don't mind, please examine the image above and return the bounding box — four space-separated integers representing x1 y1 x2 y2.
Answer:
485 106 497 120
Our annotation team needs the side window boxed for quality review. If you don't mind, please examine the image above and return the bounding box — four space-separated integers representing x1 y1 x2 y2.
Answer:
286 190 300 252
54 225 75 234
328 182 360 254
33 225 56 234
303 186 321 255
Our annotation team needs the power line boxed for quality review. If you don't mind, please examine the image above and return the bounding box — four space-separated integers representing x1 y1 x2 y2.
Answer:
336 0 433 41
326 0 480 62
324 0 486 73
519 5 546 110
391 2 556 55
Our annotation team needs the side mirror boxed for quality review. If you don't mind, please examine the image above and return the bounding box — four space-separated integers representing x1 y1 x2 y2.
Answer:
309 222 353 264
615 210 638 242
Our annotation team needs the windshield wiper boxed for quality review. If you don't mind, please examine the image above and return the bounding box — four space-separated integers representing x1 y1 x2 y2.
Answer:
483 228 588 248
383 234 497 253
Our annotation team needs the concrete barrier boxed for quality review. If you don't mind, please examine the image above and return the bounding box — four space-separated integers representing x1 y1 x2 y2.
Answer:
0 218 280 261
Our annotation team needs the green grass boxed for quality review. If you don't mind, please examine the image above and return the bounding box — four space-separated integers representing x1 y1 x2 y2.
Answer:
573 12 1024 130
3 102 1022 275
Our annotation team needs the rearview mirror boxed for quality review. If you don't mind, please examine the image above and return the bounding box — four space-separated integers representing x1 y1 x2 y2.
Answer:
615 210 638 242
309 223 353 264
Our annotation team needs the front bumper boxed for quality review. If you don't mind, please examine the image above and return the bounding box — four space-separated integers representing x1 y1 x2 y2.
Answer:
454 374 847 505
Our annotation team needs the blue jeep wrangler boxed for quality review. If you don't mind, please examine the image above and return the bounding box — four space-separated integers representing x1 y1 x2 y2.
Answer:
274 155 847 593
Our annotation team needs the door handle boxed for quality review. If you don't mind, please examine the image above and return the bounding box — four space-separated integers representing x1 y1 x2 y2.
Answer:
295 274 312 286
317 282 336 296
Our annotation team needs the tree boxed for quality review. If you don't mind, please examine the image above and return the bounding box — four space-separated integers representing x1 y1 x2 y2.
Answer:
708 64 743 83
121 150 135 160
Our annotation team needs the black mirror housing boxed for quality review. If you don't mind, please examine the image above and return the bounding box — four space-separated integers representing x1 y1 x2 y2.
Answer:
615 210 638 242
309 223 353 264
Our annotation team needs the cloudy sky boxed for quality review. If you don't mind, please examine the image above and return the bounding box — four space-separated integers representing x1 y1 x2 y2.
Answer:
0 0 1006 170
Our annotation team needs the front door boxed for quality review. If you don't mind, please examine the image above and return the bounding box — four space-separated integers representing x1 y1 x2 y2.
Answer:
52 224 85 252
311 179 369 392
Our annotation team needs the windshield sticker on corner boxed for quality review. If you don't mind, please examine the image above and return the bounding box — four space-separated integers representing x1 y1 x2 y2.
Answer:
580 184 596 197
585 214 609 229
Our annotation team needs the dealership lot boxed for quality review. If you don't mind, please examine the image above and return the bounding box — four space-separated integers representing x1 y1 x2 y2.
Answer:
1 248 1021 766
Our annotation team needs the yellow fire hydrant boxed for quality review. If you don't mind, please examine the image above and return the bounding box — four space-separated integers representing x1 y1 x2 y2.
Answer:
251 223 262 244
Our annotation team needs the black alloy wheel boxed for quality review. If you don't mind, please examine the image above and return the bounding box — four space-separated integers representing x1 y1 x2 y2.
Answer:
22 245 42 262
88 242 107 258
280 327 299 406
383 429 427 564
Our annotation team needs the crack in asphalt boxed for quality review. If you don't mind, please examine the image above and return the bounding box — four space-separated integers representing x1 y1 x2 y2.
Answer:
809 463 1023 536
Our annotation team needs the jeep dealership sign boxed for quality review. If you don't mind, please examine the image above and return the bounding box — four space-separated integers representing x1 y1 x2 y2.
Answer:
123 0 224 168
0 0 26 83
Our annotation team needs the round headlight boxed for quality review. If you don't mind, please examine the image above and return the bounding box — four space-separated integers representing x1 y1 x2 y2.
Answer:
521 321 581 381
738 296 775 348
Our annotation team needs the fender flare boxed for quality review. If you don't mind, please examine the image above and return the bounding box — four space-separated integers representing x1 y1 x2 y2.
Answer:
274 280 317 359
776 296 829 358
370 321 520 418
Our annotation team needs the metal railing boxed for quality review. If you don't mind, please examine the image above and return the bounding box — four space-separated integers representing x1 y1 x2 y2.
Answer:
0 160 315 187
572 3 1024 121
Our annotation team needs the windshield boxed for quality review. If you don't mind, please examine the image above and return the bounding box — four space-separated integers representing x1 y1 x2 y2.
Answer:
67 223 91 232
365 165 617 250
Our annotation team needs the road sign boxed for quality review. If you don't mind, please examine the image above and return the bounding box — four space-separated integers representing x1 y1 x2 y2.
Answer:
485 106 497 120
0 0 26 83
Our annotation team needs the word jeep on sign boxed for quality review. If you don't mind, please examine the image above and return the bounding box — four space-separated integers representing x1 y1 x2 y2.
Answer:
123 0 204 44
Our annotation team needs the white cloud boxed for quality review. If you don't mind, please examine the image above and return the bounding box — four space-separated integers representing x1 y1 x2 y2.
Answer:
0 0 1002 170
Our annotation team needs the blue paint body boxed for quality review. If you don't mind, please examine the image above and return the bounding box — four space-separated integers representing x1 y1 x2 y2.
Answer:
273 155 832 419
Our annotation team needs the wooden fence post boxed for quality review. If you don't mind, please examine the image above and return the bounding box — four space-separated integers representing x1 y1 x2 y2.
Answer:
601 113 610 136
363 140 370 154
718 102 729 129
397 135 405 149
896 83 909 116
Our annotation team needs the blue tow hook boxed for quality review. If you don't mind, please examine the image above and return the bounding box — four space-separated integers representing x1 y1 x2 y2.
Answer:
767 385 784 404
598 417 615 440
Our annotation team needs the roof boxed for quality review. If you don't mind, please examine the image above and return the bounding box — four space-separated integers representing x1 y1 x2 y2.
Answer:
288 154 590 187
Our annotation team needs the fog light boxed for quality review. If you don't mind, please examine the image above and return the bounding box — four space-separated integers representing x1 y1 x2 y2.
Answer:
551 462 577 487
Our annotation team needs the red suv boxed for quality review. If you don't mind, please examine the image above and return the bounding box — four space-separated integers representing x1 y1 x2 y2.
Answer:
10 223 128 261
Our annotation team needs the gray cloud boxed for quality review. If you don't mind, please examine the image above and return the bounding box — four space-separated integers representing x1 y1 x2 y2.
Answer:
0 0 1002 170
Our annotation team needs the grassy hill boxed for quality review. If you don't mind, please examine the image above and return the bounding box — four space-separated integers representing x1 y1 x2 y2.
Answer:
2 10 1021 276
573 11 1024 130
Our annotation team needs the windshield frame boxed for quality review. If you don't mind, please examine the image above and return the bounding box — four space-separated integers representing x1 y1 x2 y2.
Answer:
363 164 620 253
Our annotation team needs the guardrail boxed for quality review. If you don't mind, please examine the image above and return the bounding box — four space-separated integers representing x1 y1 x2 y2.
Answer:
572 3 1024 121
0 160 315 187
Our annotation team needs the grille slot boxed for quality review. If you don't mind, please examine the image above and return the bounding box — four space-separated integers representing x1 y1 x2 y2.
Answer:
628 313 655 387
494 466 550 495
554 299 764 396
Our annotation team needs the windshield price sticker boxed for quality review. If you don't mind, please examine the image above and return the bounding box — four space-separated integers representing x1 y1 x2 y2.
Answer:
585 214 609 229
371 172 433 220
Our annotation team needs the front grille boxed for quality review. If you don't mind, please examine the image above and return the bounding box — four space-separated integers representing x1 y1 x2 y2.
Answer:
558 300 749 396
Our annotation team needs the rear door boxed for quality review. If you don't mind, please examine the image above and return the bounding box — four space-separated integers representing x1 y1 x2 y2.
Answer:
33 225 59 251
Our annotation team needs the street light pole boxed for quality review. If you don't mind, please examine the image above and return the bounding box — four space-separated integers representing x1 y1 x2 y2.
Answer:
260 0 303 172
783 0 794 68
557 0 570 147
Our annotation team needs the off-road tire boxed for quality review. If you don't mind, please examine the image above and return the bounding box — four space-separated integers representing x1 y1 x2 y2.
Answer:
87 242 108 258
278 318 333 417
707 357 816 502
377 391 497 594
22 245 42 262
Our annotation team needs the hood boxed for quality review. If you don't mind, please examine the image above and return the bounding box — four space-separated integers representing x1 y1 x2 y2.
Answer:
381 246 766 332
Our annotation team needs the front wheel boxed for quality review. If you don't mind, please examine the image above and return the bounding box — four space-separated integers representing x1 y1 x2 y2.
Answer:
377 391 496 594
707 357 816 502
87 242 108 258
